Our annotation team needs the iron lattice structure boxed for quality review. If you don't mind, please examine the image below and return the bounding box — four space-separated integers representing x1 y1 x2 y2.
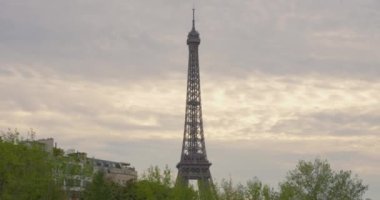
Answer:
176 10 213 187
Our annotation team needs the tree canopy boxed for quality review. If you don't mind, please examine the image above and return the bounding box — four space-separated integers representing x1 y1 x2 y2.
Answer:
0 129 370 200
0 129 66 200
82 159 369 200
279 159 368 200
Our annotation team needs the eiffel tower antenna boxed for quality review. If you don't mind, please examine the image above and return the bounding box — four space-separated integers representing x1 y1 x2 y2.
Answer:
192 8 195 29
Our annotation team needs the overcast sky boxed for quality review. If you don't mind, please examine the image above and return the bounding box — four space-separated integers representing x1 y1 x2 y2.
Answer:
1 0 379 198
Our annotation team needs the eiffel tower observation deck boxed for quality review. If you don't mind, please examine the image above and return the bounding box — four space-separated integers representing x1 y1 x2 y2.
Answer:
176 9 215 192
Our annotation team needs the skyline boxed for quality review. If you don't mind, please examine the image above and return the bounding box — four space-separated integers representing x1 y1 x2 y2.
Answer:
0 0 379 199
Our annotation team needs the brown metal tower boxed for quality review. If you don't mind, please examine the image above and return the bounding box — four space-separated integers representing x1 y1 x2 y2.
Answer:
176 9 213 188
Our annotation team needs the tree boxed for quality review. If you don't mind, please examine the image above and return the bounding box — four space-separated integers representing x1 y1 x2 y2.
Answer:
171 180 198 200
279 159 368 200
83 171 114 200
245 177 278 200
136 165 200 200
83 165 199 200
0 129 66 200
219 178 245 200
217 177 278 200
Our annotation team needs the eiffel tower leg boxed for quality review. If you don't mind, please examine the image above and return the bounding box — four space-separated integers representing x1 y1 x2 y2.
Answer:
175 170 189 187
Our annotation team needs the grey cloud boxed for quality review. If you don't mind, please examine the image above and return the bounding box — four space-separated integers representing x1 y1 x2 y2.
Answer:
271 108 380 136
0 68 185 138
1 0 380 81
201 0 380 79
0 68 13 76
90 112 183 133
1 0 188 80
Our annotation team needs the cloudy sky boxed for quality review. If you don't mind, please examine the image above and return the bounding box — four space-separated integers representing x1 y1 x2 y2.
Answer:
1 0 379 198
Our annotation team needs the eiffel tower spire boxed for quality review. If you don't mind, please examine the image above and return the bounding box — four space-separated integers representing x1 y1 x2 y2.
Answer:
192 8 195 30
176 9 214 189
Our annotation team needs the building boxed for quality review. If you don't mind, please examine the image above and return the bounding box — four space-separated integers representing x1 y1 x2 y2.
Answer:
62 151 93 200
36 138 54 153
93 158 137 185
36 138 138 199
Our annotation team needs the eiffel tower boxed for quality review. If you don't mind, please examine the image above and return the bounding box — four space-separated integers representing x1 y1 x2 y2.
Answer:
176 9 214 190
